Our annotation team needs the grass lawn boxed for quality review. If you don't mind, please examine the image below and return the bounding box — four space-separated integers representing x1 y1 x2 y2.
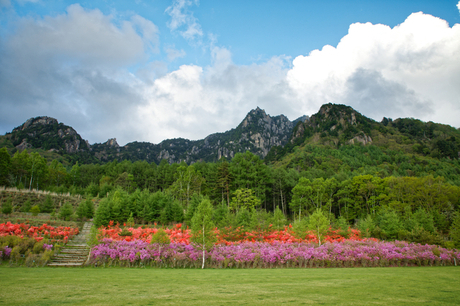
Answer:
0 266 459 305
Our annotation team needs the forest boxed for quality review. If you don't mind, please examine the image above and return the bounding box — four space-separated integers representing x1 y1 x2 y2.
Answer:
1 143 460 248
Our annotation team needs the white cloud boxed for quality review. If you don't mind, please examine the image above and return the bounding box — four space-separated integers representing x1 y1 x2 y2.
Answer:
5 4 158 67
0 4 159 145
1 7 460 148
137 48 295 142
165 0 203 41
165 46 186 61
457 1 460 13
287 12 460 125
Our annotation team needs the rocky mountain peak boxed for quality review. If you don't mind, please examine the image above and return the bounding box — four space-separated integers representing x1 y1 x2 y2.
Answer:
9 116 89 154
290 103 375 146
104 138 119 148
13 116 58 132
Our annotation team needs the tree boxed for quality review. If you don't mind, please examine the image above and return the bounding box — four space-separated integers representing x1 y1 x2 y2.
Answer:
308 209 329 245
30 205 40 216
1 198 13 215
59 202 74 221
191 198 216 269
230 188 261 212
40 195 54 213
69 162 81 186
0 148 11 186
28 152 47 190
291 177 313 222
76 199 94 220
236 207 251 228
49 159 67 187
169 164 204 208
449 212 460 249
94 198 112 227
216 158 232 206
272 206 286 230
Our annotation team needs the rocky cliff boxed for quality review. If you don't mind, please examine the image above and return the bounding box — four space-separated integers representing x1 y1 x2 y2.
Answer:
91 107 306 163
10 116 90 154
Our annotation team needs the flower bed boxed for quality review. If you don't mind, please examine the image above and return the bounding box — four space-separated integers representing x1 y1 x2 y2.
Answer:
96 222 365 245
88 239 460 268
0 221 79 243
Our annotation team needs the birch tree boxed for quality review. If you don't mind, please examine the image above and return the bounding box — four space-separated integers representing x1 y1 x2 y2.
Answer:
191 198 216 269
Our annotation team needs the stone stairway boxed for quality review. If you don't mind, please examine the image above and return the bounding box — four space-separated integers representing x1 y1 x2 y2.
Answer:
47 221 92 267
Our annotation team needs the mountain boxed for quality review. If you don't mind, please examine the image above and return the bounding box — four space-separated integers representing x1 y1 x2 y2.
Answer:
2 103 458 166
1 107 306 164
265 103 460 164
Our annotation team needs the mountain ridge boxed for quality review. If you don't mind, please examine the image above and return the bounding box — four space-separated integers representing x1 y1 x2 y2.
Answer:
2 107 306 164
2 103 459 165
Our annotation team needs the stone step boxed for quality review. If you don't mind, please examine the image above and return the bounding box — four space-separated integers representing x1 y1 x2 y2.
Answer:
54 254 88 258
48 262 84 267
54 253 88 257
61 249 88 254
50 259 86 263
47 221 93 268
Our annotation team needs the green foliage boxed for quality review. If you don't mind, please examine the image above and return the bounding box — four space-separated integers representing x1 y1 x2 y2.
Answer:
150 228 170 245
307 209 330 245
236 207 251 228
76 199 94 220
0 147 11 186
87 226 100 247
191 198 216 269
94 198 113 227
230 188 261 212
126 212 135 227
213 202 229 229
375 207 403 240
30 205 40 216
118 228 133 237
358 215 375 238
450 212 460 248
58 202 74 221
40 195 54 213
21 200 31 213
1 198 13 215
272 207 286 231
291 217 309 239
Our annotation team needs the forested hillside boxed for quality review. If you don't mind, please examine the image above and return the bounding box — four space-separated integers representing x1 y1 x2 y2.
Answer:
1 103 460 248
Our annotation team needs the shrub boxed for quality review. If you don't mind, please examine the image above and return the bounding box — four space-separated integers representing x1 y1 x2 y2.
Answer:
33 240 45 254
30 205 40 216
150 228 170 245
2 198 13 215
119 228 133 237
40 195 54 213
21 200 32 213
58 202 74 221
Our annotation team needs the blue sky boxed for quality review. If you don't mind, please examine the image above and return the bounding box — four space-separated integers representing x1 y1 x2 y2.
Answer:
1 0 460 145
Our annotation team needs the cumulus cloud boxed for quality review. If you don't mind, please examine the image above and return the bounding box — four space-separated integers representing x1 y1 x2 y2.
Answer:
0 4 158 144
137 47 296 142
287 12 460 125
165 0 203 41
1 7 460 147
458 1 460 13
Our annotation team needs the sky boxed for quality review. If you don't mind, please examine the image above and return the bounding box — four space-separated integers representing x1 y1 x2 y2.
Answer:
0 0 459 146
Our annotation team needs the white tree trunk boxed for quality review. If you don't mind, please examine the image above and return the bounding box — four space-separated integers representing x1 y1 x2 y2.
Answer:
201 224 205 269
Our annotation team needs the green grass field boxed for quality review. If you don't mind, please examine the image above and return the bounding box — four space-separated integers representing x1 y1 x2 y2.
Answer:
0 266 459 305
